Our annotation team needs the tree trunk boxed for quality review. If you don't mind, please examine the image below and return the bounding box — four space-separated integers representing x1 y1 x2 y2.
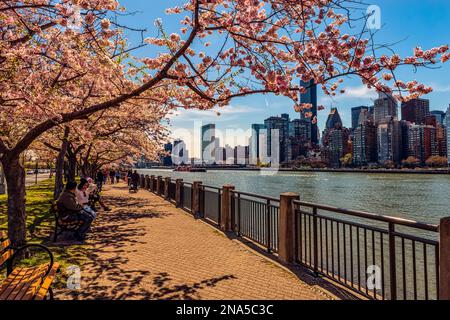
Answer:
54 127 70 200
67 151 77 181
2 156 27 247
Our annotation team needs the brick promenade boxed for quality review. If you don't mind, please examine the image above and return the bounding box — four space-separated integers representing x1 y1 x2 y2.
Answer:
57 184 349 300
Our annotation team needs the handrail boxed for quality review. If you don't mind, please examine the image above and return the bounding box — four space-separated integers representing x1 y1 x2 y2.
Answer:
231 190 280 203
202 185 222 191
294 200 439 232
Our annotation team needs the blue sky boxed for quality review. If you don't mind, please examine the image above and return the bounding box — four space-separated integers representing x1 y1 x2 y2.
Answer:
119 0 450 156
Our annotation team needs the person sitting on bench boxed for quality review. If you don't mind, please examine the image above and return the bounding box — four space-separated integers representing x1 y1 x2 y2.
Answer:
57 181 94 242
76 178 98 219
86 177 111 211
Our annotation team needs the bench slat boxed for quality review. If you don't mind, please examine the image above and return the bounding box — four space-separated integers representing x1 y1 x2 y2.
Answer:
0 249 13 266
34 263 60 300
0 267 30 300
0 264 48 300
0 239 11 253
14 264 49 300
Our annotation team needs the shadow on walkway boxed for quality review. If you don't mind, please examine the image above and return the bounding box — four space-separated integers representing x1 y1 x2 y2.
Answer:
61 191 237 300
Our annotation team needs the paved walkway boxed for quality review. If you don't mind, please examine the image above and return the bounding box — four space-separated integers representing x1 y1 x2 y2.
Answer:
57 184 346 300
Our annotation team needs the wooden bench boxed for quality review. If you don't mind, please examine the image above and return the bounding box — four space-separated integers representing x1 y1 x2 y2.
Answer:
0 232 59 300
51 201 84 242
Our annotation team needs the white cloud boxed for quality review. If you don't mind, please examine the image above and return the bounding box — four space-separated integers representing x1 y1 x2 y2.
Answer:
319 85 378 106
168 104 260 121
431 84 450 93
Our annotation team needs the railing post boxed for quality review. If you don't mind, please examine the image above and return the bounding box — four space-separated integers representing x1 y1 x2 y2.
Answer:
221 185 235 232
156 176 162 196
150 176 155 192
145 175 150 189
175 179 183 208
140 174 145 188
192 181 202 218
389 222 397 300
279 192 300 264
439 217 450 300
164 177 170 199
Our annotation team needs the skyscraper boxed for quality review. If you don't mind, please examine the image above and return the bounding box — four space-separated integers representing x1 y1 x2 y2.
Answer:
325 108 343 130
377 118 402 165
201 123 216 165
407 123 438 164
374 93 398 124
353 123 377 166
430 110 446 126
250 124 266 165
300 80 318 145
351 106 369 130
162 143 173 167
264 115 290 164
401 98 430 124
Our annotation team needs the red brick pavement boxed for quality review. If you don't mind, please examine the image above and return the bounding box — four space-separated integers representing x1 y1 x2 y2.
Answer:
56 184 347 300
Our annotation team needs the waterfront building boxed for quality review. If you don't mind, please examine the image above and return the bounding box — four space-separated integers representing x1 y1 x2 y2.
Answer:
377 118 402 165
264 114 290 164
407 123 438 164
322 127 351 168
425 116 447 157
289 119 312 160
401 98 430 124
201 124 216 165
300 80 318 145
351 106 369 130
250 124 266 165
353 122 377 166
374 93 398 124
162 143 173 167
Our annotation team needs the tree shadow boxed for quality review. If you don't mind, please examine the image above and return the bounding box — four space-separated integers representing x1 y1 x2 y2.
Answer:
223 232 360 300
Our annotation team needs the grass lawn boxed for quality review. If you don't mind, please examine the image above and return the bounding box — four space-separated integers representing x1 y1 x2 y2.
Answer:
0 179 90 288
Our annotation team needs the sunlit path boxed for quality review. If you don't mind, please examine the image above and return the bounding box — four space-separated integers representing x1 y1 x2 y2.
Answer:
56 183 343 300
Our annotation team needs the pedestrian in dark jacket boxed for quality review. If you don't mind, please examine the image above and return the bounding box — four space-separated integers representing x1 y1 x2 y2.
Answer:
96 170 104 192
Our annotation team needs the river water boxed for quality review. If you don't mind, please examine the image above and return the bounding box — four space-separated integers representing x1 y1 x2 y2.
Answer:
137 169 450 225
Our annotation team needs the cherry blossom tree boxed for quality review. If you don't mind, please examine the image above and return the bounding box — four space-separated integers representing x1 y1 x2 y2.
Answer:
0 0 448 246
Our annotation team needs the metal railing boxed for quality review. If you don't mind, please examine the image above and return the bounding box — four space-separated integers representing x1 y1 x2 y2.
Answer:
182 182 193 213
168 180 176 202
231 191 280 253
201 185 222 226
142 174 445 300
294 200 439 300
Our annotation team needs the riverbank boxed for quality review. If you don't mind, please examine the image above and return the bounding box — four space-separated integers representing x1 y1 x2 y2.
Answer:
145 166 450 175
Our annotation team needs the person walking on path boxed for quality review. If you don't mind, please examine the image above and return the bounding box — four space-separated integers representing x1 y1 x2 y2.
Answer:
127 170 133 186
131 170 140 191
115 170 121 184
96 170 104 192
109 170 115 185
